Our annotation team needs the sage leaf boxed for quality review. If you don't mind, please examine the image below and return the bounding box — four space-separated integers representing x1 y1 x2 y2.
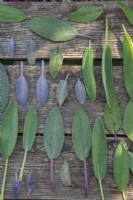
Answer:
68 6 103 23
36 60 48 106
117 0 133 25
59 160 72 187
122 25 133 100
0 63 9 114
26 169 36 196
16 61 28 106
12 172 20 200
8 37 14 57
92 118 107 200
56 74 69 107
43 107 64 191
72 107 92 196
28 16 78 42
82 40 96 101
128 151 133 173
0 4 26 22
102 17 116 107
50 47 63 78
19 107 37 182
75 78 86 104
124 100 133 142
0 101 18 200
113 142 129 199
26 39 37 65
104 100 122 137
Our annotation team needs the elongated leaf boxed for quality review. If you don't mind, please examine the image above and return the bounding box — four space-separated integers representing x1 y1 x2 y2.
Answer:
104 100 122 134
0 4 26 22
75 78 86 104
56 74 69 107
0 63 9 113
28 16 78 42
82 40 96 101
23 107 37 151
43 107 64 159
59 160 72 186
128 151 133 173
36 60 48 106
124 100 133 141
26 39 37 65
12 172 20 200
122 25 133 100
8 37 14 57
102 18 116 107
117 0 133 25
72 107 92 161
26 169 36 196
92 118 107 180
50 47 63 78
68 6 103 23
113 142 129 193
16 62 28 106
0 102 18 159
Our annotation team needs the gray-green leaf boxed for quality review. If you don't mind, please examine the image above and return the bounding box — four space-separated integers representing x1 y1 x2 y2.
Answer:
28 16 78 42
43 107 64 159
72 107 92 161
56 74 69 107
113 142 129 193
0 102 18 159
124 100 133 141
59 160 72 186
68 6 103 23
50 47 63 78
23 107 37 151
0 4 26 22
26 39 37 66
104 100 122 134
128 151 133 173
117 0 133 25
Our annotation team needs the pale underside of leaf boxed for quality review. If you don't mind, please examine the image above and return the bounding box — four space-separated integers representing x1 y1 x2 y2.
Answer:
59 160 72 186
75 79 86 104
26 39 37 65
56 80 68 106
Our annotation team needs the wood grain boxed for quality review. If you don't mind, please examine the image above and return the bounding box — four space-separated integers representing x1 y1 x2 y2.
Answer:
0 1 133 59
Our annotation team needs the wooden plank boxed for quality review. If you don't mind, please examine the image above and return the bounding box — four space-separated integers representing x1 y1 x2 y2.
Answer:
0 1 133 59
0 136 132 200
6 64 128 135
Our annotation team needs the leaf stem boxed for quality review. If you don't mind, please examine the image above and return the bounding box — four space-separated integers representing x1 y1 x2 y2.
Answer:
98 178 104 200
65 73 70 81
1 157 9 200
89 40 91 48
19 150 27 182
41 60 45 75
50 158 54 191
20 61 23 76
84 158 88 196
122 191 126 200
105 17 108 45
77 33 93 39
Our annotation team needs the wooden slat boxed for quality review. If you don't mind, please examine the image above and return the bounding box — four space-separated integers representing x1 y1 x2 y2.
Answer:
0 1 133 59
6 64 128 134
0 136 132 200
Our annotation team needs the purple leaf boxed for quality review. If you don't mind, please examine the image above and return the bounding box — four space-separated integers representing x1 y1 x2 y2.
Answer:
12 172 20 200
36 60 48 106
16 61 28 106
8 37 14 57
75 78 86 104
26 169 36 196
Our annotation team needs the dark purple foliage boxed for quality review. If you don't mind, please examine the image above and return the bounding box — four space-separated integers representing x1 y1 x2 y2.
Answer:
26 169 36 196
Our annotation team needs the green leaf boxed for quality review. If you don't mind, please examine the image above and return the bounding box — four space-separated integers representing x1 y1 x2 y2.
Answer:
43 107 64 159
102 18 116 107
113 142 129 193
68 6 103 23
124 100 133 141
0 63 9 114
59 160 72 186
28 16 78 42
50 47 63 78
23 107 37 151
117 0 133 25
128 151 133 173
82 40 96 101
0 102 18 159
92 118 107 180
72 107 92 161
122 25 133 100
0 4 26 22
104 100 122 134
